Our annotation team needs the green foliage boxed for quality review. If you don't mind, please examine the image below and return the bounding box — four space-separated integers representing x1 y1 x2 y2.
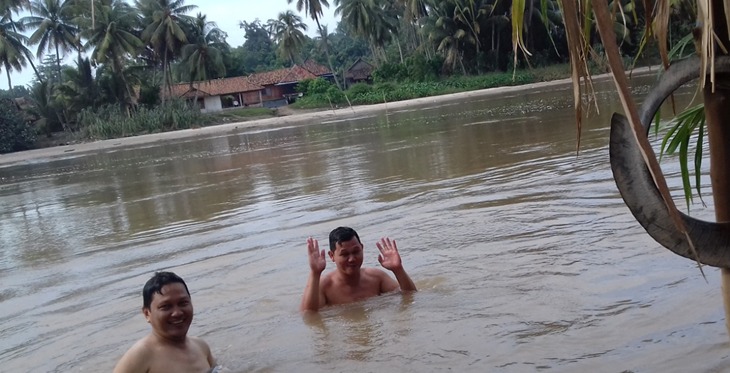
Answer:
373 57 445 83
660 104 706 210
28 80 63 134
0 85 30 99
0 99 36 154
373 62 409 82
138 83 162 108
78 99 212 140
297 77 335 95
292 67 556 109
347 83 372 97
234 20 279 74
294 80 347 108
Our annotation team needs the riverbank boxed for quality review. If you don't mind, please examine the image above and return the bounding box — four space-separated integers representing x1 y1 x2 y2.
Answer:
0 66 656 167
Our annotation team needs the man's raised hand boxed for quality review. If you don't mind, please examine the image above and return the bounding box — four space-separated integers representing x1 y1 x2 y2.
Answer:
376 237 403 271
307 237 326 274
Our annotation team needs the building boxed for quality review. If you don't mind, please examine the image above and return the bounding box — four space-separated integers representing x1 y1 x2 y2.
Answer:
344 58 375 88
167 61 333 113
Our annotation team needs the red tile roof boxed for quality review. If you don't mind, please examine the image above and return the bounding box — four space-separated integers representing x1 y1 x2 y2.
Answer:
168 61 334 98
169 76 263 98
301 60 331 76
279 65 318 84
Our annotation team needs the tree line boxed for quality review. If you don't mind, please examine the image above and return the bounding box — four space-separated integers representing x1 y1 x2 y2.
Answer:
0 0 694 145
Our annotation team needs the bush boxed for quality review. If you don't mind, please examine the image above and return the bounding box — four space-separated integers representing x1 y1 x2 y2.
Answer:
297 78 333 95
347 83 372 97
373 62 408 83
78 99 211 140
0 99 36 153
138 83 161 108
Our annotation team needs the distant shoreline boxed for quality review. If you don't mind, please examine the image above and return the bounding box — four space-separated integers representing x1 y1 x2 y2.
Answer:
0 66 657 167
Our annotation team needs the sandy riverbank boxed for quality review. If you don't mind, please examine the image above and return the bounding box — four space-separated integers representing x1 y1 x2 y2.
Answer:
0 66 656 167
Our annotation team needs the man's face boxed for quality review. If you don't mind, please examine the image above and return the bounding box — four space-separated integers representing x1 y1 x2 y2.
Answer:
143 282 193 341
329 236 364 275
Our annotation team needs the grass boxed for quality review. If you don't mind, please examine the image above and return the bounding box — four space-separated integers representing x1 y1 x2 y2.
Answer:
291 65 576 110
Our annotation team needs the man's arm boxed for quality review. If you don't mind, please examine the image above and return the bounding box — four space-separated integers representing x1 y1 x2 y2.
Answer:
377 237 417 292
301 237 327 312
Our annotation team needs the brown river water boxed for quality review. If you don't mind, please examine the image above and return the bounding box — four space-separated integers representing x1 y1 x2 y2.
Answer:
1 73 728 372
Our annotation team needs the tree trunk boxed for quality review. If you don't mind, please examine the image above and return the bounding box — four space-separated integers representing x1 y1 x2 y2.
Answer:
162 52 169 103
6 68 11 89
315 19 342 90
397 38 404 64
55 42 62 84
708 0 730 336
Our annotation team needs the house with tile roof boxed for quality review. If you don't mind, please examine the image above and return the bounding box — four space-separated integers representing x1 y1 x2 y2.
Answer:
167 60 333 113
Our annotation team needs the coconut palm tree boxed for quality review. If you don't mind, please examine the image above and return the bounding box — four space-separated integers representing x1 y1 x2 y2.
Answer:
22 0 81 83
137 0 196 100
287 0 342 88
81 0 142 110
0 14 33 88
180 13 226 87
269 10 308 65
1 0 45 83
426 1 473 74
397 0 427 23
55 56 99 123
451 0 489 56
335 0 398 63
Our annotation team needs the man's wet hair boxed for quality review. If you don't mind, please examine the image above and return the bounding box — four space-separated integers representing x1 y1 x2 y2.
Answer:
142 271 190 309
329 226 362 252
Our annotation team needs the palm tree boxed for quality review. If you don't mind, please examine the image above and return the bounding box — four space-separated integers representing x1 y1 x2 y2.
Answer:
398 0 427 22
180 13 226 104
287 0 342 89
0 14 33 88
426 2 473 74
55 56 99 123
1 0 44 83
22 0 81 83
81 0 142 110
137 0 197 101
269 10 308 65
335 0 398 63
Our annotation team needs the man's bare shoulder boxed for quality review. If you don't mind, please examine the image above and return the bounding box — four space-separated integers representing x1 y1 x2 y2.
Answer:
320 271 336 285
113 335 154 373
189 336 216 367
362 267 390 278
189 336 211 355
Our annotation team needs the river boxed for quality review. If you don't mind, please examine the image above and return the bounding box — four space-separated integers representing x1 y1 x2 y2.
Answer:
1 73 727 372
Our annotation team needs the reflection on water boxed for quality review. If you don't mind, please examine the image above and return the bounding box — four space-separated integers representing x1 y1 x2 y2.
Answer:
2 74 729 372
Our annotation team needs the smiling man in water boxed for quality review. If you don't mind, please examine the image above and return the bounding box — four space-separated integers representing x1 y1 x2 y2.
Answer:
114 271 216 373
301 226 417 312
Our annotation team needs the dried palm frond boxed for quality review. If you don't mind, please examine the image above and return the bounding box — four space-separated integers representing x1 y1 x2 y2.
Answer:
558 0 702 274
556 0 596 152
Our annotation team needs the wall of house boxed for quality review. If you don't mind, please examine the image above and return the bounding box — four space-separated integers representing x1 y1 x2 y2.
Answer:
261 85 286 101
201 96 222 113
241 91 262 106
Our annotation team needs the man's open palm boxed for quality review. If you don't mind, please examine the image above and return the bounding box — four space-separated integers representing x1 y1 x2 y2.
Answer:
307 237 326 273
377 237 402 271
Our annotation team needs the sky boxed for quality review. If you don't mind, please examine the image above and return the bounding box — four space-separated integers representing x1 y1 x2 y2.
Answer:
2 0 339 90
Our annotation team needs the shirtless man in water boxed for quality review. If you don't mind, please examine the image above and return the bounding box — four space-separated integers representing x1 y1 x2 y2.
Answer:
301 226 417 312
114 271 216 373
